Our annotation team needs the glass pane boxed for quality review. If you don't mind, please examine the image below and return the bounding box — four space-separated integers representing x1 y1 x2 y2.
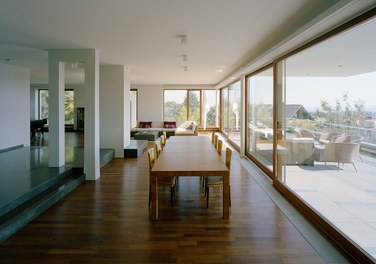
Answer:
164 90 187 123
39 89 74 125
221 88 229 135
39 90 49 119
228 81 241 147
188 90 201 124
202 90 217 128
64 90 74 124
279 18 376 261
247 68 274 172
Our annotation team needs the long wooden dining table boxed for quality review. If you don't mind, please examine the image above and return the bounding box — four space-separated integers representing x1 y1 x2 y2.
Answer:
150 136 230 220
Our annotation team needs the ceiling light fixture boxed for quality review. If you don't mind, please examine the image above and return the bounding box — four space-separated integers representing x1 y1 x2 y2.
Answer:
216 66 226 73
183 66 188 72
181 54 188 61
180 35 188 45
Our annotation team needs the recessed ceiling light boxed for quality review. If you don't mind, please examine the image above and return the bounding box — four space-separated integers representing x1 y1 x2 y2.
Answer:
183 66 188 72
180 35 188 45
181 54 188 61
216 66 226 73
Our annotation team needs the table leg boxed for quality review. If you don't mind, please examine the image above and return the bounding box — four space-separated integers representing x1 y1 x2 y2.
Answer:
223 171 230 220
150 173 158 220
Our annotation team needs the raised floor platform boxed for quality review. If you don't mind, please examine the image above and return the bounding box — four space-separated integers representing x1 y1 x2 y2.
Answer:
124 140 148 158
0 145 114 242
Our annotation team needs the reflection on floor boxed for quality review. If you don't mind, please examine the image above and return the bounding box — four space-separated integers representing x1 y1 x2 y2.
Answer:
0 132 115 242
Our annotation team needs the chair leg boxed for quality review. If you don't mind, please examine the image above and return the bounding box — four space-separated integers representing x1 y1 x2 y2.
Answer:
229 187 231 207
170 187 174 208
148 186 151 210
206 187 209 208
352 162 357 172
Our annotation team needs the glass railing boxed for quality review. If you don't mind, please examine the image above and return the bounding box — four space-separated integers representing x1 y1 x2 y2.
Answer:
287 119 376 155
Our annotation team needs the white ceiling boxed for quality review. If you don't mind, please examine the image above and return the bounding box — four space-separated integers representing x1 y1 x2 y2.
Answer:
0 0 374 85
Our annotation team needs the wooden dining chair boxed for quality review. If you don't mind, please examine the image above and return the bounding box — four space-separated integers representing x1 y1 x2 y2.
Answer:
214 134 218 149
217 139 223 155
160 134 166 149
204 147 232 208
211 132 216 144
163 131 168 142
155 139 162 159
148 148 176 208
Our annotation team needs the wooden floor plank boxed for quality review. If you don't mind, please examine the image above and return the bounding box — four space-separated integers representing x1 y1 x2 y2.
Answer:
0 139 338 263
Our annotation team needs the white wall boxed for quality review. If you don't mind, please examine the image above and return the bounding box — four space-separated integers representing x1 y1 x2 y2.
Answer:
100 65 130 157
133 85 163 122
0 63 30 149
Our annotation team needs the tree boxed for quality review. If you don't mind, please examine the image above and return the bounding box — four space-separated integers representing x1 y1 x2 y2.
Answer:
64 91 74 124
313 92 365 127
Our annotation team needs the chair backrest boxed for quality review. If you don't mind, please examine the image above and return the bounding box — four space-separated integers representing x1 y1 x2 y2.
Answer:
147 148 155 171
160 134 166 148
214 134 218 148
217 139 223 155
163 131 167 140
225 147 232 169
318 132 343 144
155 140 162 159
334 135 363 143
300 129 315 139
335 143 359 163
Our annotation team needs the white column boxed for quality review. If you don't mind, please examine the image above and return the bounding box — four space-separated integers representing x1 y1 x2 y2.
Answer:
100 65 130 157
48 49 100 180
48 55 65 167
123 67 131 149
84 49 100 180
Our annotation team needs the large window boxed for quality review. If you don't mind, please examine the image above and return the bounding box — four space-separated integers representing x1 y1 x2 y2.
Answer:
220 81 241 148
164 90 188 123
228 82 241 146
221 87 229 135
276 16 376 261
246 68 274 173
202 90 217 128
188 90 201 124
38 89 74 125
164 89 217 126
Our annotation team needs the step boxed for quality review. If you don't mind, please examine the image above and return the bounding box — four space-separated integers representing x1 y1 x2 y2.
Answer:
0 174 85 242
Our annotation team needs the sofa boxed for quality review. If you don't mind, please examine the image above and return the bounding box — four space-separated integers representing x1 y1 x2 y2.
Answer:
175 121 198 136
131 121 179 138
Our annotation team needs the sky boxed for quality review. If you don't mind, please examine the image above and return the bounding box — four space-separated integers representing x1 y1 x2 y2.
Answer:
285 72 376 112
251 72 376 113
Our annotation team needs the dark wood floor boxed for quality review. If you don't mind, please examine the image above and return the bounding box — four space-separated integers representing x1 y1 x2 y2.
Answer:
0 135 337 263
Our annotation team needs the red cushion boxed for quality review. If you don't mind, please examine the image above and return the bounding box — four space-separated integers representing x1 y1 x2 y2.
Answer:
139 121 152 128
164 121 176 128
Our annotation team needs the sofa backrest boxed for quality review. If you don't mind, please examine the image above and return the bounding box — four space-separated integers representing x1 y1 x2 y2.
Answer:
134 120 185 129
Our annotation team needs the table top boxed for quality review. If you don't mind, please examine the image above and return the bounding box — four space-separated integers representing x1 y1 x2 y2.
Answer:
151 136 228 176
